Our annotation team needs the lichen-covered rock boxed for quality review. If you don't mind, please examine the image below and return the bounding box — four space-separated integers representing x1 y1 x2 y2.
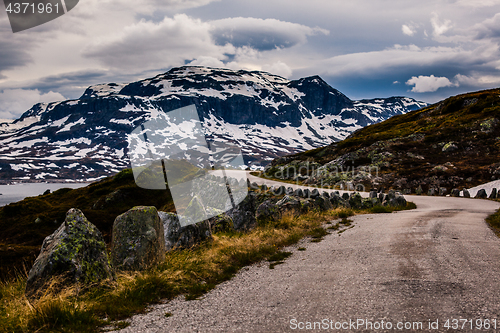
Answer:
442 142 458 152
205 207 233 233
111 206 165 271
256 199 281 223
227 192 257 231
314 196 333 211
415 185 423 195
349 193 363 209
475 189 488 199
25 208 113 299
329 194 343 208
276 195 302 215
158 212 212 251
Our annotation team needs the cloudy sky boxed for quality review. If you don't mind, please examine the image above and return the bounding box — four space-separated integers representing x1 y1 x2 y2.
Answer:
1 0 500 119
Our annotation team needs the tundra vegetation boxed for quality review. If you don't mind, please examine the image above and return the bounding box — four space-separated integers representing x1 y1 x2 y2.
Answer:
0 169 414 332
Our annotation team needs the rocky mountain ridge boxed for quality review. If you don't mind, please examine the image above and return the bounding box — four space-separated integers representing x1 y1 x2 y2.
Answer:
264 88 500 194
0 66 427 181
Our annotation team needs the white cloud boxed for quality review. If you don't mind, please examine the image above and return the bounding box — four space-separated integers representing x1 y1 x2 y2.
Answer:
405 75 456 93
187 56 226 68
402 24 416 36
0 89 65 119
431 12 452 37
457 0 500 7
83 14 233 71
262 61 293 78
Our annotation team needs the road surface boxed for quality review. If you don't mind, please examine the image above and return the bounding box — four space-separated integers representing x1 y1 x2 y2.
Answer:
119 174 500 332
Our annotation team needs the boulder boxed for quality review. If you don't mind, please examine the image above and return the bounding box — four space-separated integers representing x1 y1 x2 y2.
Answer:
205 207 233 233
25 208 113 299
111 206 165 271
276 195 303 215
310 189 320 198
383 194 407 207
256 199 281 223
227 192 257 231
349 193 363 209
274 186 287 196
322 191 330 199
342 193 350 201
329 194 342 208
439 187 447 196
489 188 497 199
158 212 212 251
475 189 488 199
378 193 385 202
462 188 471 198
415 185 423 195
286 187 294 195
369 190 378 199
294 188 304 197
428 188 437 196
314 196 333 211
442 142 458 152
451 189 461 197
303 189 311 198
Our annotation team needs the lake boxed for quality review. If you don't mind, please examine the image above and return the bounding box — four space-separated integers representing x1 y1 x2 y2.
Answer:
0 183 88 207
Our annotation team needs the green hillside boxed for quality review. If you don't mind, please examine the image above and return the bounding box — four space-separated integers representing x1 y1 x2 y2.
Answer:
266 88 500 193
0 160 204 280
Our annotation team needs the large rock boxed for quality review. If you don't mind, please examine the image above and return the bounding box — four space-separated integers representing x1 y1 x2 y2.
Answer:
111 206 165 271
276 195 303 215
25 208 113 299
462 188 471 198
256 199 281 223
489 188 498 199
349 193 363 209
158 212 212 251
475 189 488 199
451 189 461 197
314 196 333 211
227 192 257 231
205 207 233 233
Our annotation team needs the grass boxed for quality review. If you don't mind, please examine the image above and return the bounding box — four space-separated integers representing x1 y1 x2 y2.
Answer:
486 208 500 237
0 209 339 333
0 201 418 332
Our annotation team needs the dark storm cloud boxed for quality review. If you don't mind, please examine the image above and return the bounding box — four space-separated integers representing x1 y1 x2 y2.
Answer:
210 17 328 51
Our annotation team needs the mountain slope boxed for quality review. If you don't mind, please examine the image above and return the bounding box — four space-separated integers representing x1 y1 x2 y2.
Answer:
265 88 500 193
0 66 427 181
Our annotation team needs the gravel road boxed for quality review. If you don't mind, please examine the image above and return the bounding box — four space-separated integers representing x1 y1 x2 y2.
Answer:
118 175 500 332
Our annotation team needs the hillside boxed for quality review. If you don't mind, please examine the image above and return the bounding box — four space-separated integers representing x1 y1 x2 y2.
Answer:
0 169 177 280
0 66 426 181
265 88 500 193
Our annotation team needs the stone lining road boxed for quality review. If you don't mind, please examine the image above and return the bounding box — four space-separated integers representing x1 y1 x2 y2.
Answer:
118 174 500 332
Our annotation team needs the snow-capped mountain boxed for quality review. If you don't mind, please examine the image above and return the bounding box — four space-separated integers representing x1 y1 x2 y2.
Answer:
0 66 427 181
